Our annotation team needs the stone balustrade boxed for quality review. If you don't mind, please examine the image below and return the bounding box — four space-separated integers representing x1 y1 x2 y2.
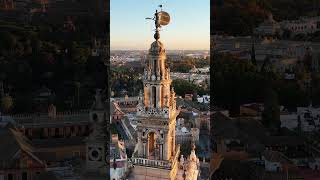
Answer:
133 158 171 169
132 145 180 170
9 110 90 120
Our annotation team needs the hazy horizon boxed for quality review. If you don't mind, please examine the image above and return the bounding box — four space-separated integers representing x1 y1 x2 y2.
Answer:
110 49 210 51
110 0 210 50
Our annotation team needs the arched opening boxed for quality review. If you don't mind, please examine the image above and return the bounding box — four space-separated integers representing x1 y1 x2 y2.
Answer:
148 132 156 158
152 86 156 108
153 59 157 77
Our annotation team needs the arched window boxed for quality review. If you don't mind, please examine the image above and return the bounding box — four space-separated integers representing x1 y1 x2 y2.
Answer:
148 132 156 157
152 86 156 108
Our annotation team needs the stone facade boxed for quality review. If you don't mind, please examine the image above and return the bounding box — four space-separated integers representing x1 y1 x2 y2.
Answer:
131 11 180 179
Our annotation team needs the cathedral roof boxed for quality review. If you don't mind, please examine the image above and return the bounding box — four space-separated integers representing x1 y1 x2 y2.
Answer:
0 127 45 167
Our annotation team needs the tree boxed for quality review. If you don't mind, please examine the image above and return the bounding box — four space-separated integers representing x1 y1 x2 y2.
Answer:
172 79 208 97
213 54 261 116
262 87 280 133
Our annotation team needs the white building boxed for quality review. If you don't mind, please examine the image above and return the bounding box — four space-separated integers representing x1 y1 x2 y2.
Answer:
189 66 210 74
197 95 210 104
280 113 298 130
255 14 320 36
213 35 320 72
281 16 320 35
297 106 320 132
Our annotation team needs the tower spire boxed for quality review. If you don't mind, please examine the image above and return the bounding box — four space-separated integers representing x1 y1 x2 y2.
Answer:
154 10 161 40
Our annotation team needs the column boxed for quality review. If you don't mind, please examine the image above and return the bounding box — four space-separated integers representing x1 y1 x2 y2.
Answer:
160 144 163 160
164 134 168 160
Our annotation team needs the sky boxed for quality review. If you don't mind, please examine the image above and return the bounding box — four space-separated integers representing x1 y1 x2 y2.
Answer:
110 0 210 50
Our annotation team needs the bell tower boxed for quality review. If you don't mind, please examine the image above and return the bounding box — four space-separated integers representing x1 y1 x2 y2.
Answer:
132 6 180 180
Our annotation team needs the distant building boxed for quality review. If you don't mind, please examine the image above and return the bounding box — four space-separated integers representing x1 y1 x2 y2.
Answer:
110 101 125 123
213 35 320 72
262 150 291 172
184 94 193 101
189 66 210 74
197 95 210 104
297 106 320 132
176 119 200 145
281 16 320 35
255 14 320 37
0 127 46 180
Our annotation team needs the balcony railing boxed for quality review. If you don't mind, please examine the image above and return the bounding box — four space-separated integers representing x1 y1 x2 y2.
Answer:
132 158 171 169
132 145 181 170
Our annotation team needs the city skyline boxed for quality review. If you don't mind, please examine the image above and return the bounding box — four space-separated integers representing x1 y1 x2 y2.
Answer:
110 0 210 50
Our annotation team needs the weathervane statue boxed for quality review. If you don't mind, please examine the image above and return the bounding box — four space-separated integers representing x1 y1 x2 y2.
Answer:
146 5 170 41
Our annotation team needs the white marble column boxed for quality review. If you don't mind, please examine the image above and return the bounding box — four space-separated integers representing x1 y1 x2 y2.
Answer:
156 86 160 108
